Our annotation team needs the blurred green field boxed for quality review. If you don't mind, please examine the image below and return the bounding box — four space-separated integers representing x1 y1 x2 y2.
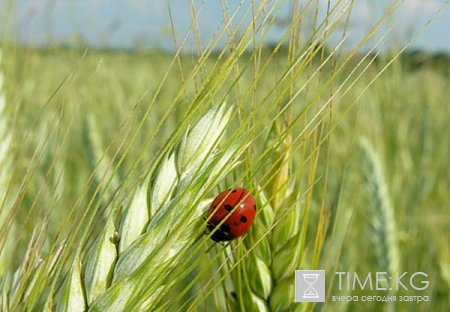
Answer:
1 44 449 311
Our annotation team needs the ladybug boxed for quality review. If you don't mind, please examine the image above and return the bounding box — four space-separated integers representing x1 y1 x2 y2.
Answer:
207 188 256 242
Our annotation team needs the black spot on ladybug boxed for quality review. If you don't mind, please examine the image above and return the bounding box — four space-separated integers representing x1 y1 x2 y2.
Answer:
224 204 233 211
253 204 256 211
240 216 248 223
231 189 238 193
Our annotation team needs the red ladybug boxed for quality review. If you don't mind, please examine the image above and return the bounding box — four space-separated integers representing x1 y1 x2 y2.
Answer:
207 188 256 242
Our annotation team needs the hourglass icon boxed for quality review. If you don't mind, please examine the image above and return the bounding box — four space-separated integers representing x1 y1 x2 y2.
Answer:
302 273 319 299
295 270 325 302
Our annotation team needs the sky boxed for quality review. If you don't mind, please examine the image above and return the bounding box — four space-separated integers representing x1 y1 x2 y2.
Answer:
1 0 449 53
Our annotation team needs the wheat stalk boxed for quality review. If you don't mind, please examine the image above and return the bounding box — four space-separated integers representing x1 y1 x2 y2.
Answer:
0 48 15 282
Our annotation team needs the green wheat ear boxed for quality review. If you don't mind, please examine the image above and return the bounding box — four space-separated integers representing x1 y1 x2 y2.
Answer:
360 138 400 277
227 119 304 312
52 103 240 311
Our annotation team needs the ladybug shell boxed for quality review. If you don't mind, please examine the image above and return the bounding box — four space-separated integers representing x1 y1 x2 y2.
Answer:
207 188 256 242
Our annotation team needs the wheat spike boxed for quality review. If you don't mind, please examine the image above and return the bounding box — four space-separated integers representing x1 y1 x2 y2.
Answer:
49 103 238 311
360 138 400 277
